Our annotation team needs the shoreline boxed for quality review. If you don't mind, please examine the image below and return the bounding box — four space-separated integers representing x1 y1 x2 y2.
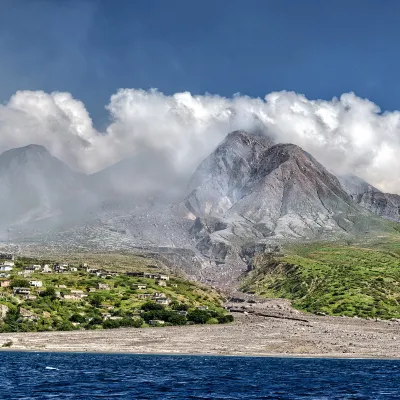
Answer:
1 347 400 361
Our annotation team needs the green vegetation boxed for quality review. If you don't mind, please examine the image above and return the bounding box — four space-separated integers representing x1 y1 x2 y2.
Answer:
0 255 232 332
241 236 400 319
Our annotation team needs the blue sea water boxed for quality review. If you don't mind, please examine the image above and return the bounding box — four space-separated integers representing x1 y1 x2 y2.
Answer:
0 353 399 399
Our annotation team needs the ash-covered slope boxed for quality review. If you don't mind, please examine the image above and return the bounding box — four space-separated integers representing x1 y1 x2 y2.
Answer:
339 174 400 222
0 144 89 226
185 131 364 240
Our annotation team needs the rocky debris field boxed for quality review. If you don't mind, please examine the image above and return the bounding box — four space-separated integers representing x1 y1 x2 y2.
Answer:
1 306 399 358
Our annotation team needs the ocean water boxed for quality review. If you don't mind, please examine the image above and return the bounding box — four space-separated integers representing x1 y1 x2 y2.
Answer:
0 353 399 399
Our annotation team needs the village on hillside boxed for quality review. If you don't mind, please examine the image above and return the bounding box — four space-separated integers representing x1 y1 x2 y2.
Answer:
0 253 232 333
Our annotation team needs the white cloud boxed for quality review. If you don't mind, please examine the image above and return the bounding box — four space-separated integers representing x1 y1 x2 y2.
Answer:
1 88 400 193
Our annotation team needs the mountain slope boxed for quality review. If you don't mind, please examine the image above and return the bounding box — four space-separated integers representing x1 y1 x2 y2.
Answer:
339 174 400 222
0 144 88 226
185 132 368 240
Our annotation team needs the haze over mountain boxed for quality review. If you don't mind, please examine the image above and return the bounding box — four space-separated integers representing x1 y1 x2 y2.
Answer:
1 131 400 284
0 144 88 226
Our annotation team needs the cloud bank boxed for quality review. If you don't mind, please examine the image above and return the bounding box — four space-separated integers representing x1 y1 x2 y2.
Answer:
1 88 400 194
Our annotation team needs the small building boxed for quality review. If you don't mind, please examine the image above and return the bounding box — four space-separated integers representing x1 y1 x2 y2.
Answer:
137 293 153 299
32 265 42 271
70 290 85 295
197 306 209 311
19 308 39 321
177 311 188 316
155 297 170 305
0 273 10 279
57 285 67 289
2 261 14 267
156 280 167 287
29 280 43 288
63 294 86 301
149 319 165 326
153 292 165 299
70 267 78 272
170 283 178 288
0 280 11 288
132 284 147 290
157 274 170 281
143 273 158 279
126 272 145 277
13 287 30 296
0 266 13 272
0 304 9 319
23 294 37 301
97 283 110 290
43 265 52 273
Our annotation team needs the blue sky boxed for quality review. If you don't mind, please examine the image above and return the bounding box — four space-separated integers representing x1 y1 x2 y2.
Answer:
0 0 399 126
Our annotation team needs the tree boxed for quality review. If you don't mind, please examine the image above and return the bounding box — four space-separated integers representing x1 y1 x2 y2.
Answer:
166 314 187 325
89 293 104 307
141 302 164 311
171 302 189 311
10 279 29 288
41 287 57 299
103 319 121 329
69 314 86 323
187 309 210 324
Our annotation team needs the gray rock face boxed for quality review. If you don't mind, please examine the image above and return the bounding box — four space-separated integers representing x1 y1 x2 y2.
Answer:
185 131 361 240
339 174 400 222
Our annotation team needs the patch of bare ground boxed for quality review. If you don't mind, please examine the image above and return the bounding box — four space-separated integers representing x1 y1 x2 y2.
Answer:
1 309 399 358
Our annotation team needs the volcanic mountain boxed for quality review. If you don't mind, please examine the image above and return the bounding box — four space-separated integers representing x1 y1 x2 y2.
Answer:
184 130 372 242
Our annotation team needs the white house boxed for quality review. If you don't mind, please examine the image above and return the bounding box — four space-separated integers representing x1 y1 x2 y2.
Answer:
0 266 13 272
2 261 14 267
29 280 43 288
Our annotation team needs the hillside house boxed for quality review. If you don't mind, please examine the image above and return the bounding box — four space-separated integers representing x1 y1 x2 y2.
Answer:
155 297 170 305
42 265 52 273
32 265 42 271
156 280 167 287
0 304 8 319
149 319 165 326
158 274 170 281
70 290 85 295
132 284 147 290
70 267 78 272
0 266 13 272
19 308 39 321
197 306 209 311
13 287 30 296
2 261 14 267
126 272 145 277
97 283 110 290
0 280 11 288
57 285 67 289
153 292 165 299
63 294 86 301
144 273 158 279
0 273 10 279
137 293 153 299
22 295 37 301
177 311 188 316
170 283 178 288
0 253 13 260
29 280 43 288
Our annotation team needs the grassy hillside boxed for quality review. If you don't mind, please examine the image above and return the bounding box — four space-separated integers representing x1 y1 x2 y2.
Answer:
0 255 232 333
241 235 400 319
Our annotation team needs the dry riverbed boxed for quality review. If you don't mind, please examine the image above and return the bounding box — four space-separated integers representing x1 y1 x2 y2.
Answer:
0 311 399 358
